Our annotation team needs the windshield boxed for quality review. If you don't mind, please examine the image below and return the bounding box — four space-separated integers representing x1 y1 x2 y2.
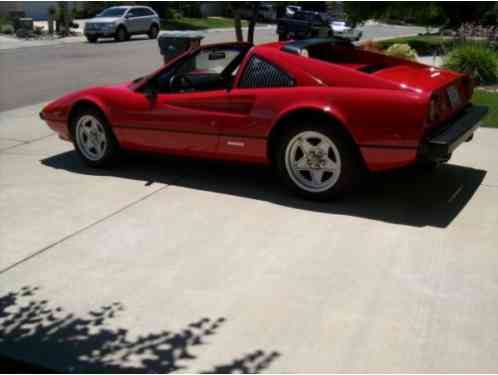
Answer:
97 8 127 18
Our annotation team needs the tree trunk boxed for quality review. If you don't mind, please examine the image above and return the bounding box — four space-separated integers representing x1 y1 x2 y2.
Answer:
63 2 71 35
232 4 243 42
247 2 259 45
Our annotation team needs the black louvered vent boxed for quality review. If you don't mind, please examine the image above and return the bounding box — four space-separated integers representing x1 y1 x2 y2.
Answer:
239 56 295 89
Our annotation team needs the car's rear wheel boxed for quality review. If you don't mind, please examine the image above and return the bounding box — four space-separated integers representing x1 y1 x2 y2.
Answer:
86 35 98 43
115 26 127 42
148 24 159 39
72 108 119 168
275 124 359 200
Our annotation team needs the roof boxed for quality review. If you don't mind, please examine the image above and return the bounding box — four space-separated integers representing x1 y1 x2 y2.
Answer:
280 37 354 55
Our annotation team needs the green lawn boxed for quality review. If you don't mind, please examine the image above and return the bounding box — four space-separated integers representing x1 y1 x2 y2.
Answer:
472 89 498 128
161 17 247 31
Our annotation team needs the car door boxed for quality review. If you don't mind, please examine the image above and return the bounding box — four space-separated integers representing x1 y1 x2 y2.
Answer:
140 8 154 32
124 8 141 33
216 54 297 162
133 8 149 33
113 45 248 158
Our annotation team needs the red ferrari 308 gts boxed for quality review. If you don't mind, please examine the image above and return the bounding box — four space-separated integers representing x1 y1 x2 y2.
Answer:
40 38 487 199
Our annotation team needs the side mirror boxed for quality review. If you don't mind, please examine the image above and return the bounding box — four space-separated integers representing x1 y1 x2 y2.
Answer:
143 85 157 100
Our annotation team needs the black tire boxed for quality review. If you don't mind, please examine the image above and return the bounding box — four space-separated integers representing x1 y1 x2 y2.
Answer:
148 23 159 39
115 26 127 42
86 35 98 43
71 107 120 168
274 123 360 200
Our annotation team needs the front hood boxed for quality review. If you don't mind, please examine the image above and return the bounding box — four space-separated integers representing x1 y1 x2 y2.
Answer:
373 63 462 92
87 17 119 24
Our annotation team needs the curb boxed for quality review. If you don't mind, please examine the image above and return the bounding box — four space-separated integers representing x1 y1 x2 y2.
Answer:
160 24 275 35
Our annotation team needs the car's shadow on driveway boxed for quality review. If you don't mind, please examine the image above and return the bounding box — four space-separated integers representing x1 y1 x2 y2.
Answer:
41 151 487 228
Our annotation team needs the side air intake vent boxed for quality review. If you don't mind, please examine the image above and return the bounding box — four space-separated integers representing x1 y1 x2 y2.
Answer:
239 56 295 89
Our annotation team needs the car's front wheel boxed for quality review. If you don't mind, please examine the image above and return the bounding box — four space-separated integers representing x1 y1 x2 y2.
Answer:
275 124 359 200
148 24 159 39
72 108 119 168
115 26 127 42
86 35 98 43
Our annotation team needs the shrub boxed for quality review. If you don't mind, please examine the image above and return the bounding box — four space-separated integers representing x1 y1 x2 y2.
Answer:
378 36 453 56
163 7 182 20
385 43 418 61
443 43 497 85
1 24 14 34
181 4 202 18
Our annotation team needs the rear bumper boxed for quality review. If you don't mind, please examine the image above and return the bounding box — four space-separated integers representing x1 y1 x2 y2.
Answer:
418 105 488 162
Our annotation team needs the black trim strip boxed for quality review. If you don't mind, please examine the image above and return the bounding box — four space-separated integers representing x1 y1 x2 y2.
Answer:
113 125 267 140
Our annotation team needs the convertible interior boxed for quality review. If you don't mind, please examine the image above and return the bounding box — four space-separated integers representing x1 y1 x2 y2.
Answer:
150 45 251 94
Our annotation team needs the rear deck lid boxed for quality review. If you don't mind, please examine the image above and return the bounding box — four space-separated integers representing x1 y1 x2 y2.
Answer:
373 63 462 93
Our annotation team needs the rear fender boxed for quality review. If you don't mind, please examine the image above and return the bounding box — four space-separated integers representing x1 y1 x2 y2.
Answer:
272 102 354 141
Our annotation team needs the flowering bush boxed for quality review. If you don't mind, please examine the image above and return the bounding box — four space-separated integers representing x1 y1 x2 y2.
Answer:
384 43 418 61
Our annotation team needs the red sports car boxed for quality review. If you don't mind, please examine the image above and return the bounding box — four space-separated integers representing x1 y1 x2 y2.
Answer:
40 38 487 199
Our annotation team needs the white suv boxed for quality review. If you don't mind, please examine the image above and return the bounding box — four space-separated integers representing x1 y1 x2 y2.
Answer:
84 6 160 43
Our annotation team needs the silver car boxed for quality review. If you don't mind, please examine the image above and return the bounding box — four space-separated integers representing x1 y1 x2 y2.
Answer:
84 6 160 43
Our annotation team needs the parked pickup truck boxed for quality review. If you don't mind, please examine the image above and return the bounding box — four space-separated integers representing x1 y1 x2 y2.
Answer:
277 10 332 41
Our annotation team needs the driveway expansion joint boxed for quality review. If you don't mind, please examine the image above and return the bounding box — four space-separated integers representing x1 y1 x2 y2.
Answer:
0 184 170 275
0 134 55 153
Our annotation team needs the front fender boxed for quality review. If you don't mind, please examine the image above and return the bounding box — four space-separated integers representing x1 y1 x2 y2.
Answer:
67 94 112 123
41 88 111 124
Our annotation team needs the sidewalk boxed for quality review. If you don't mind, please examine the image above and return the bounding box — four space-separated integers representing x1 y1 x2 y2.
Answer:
0 34 86 51
0 24 275 51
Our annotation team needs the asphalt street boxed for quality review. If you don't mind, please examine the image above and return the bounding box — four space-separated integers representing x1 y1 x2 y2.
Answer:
1 23 497 372
0 23 427 112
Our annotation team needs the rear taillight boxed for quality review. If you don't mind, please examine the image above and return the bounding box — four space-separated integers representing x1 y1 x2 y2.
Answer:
462 76 474 101
428 97 438 123
428 91 448 124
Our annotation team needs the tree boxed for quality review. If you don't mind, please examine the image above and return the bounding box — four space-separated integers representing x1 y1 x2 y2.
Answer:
247 2 260 44
231 1 261 44
232 2 244 42
344 2 496 28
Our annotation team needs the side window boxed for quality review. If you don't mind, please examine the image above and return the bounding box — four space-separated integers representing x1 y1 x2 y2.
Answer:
154 47 245 93
134 9 146 17
127 9 138 18
142 8 153 16
239 56 295 89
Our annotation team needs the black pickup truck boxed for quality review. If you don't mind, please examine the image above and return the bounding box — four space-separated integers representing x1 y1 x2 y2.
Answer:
277 10 332 41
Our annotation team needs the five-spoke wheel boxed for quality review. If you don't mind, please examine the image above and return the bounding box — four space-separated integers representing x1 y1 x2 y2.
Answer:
72 108 119 167
75 115 108 161
285 131 342 193
276 124 359 199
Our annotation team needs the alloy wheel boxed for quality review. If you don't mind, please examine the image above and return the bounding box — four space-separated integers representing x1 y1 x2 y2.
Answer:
284 131 342 193
75 115 108 161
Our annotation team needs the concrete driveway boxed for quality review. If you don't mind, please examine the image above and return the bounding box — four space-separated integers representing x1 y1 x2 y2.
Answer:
0 103 498 372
